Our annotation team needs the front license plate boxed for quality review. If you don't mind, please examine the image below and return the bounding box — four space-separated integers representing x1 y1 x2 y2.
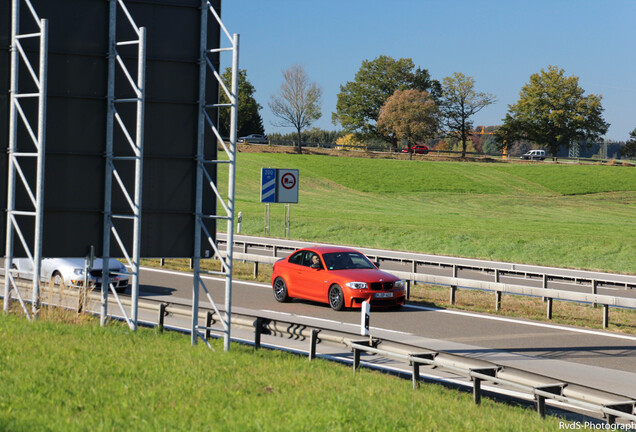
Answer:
374 292 393 298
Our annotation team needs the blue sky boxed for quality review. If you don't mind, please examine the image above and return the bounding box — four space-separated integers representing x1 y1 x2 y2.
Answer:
221 1 636 141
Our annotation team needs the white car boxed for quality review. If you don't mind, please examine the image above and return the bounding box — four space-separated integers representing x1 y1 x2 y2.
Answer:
520 149 546 160
12 258 129 294
239 134 268 144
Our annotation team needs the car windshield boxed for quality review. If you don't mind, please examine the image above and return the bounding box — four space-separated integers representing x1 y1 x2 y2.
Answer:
322 252 375 270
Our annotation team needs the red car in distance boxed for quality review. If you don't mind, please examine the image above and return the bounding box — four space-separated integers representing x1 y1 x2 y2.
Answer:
272 246 406 311
401 145 429 154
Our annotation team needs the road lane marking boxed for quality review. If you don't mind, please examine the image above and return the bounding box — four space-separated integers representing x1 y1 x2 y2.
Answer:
403 304 636 341
141 266 636 342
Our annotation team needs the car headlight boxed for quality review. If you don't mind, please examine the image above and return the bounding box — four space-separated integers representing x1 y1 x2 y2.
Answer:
73 268 84 276
394 280 405 289
346 282 368 290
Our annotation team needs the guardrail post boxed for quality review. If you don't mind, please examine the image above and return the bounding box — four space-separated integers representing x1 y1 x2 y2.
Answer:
160 258 165 266
205 310 214 340
158 303 168 332
546 298 553 320
495 291 502 311
536 395 546 418
78 286 87 314
405 281 411 300
473 378 482 404
450 286 457 305
592 280 598 308
253 262 259 279
411 361 420 390
542 274 548 302
254 317 263 349
411 260 417 287
353 347 361 374
273 245 277 258
309 329 319 361
495 269 499 283
603 305 609 329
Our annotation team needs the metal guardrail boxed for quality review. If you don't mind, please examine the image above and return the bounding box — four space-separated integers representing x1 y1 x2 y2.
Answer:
216 237 636 328
220 236 636 290
7 285 633 425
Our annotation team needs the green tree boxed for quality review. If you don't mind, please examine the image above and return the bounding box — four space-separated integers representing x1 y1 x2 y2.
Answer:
332 55 441 151
376 89 439 158
269 64 322 154
499 66 609 158
219 68 264 138
621 128 636 159
439 73 496 157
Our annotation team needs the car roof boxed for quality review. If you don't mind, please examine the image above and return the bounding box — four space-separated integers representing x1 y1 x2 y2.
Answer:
296 246 361 254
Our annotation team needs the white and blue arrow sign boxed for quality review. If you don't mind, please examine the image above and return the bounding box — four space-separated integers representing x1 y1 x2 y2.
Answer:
260 168 277 203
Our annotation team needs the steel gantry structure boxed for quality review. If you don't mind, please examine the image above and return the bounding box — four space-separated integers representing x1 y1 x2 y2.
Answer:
191 0 239 351
3 1 239 352
3 0 48 319
101 0 147 330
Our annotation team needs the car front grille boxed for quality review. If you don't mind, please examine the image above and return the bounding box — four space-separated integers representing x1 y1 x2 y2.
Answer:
90 270 122 278
369 282 393 290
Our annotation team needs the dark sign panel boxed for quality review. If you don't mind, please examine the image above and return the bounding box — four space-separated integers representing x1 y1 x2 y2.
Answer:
1 0 221 258
0 0 9 250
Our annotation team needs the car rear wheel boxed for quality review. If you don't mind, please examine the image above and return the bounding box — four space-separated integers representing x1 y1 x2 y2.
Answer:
328 284 345 311
273 277 290 303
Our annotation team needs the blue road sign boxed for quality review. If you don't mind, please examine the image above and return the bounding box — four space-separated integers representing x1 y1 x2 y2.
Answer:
261 168 277 203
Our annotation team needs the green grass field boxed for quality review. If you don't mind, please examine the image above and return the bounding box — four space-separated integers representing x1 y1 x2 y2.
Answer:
0 313 566 431
220 153 636 274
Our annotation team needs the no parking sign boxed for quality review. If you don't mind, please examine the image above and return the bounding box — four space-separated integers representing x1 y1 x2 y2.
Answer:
260 168 299 203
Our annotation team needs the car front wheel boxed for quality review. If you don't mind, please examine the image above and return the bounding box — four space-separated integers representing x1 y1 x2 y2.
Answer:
328 284 345 311
273 277 291 303
50 271 65 289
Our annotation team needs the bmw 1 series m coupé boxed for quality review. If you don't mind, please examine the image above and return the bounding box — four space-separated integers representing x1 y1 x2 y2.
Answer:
272 246 406 311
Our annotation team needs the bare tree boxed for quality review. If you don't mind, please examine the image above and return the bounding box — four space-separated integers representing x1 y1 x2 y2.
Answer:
269 64 322 154
440 72 496 158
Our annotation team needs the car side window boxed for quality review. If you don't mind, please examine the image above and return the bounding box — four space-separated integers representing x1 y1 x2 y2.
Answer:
301 252 319 267
288 251 305 266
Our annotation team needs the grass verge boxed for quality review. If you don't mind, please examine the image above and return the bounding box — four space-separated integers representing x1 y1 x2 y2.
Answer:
0 310 566 431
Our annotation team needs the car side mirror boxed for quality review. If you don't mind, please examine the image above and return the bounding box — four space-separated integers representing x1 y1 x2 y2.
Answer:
374 261 380 268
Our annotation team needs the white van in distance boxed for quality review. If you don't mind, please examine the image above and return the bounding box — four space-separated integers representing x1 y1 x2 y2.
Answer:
520 149 546 160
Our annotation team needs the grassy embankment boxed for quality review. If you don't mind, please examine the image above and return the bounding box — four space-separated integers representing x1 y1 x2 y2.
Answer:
0 312 565 431
221 153 635 274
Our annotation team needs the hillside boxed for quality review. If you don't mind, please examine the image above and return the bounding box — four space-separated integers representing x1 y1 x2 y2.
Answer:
219 150 636 274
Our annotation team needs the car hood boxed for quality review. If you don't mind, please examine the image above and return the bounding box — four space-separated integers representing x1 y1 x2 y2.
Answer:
328 268 399 282
46 258 126 271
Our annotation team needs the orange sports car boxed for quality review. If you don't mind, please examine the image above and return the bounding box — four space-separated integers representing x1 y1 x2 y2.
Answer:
271 246 406 310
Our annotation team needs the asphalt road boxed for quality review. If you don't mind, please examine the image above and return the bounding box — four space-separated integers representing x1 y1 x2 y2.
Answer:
136 265 636 399
220 234 636 301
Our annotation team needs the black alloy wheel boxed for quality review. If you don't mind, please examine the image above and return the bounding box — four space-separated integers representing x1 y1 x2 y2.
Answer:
273 277 290 303
328 284 345 311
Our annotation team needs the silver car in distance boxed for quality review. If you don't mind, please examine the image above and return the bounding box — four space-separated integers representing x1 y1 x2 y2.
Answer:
12 258 129 294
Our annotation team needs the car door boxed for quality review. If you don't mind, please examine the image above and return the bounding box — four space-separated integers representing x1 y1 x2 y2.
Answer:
295 251 326 301
283 250 306 297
